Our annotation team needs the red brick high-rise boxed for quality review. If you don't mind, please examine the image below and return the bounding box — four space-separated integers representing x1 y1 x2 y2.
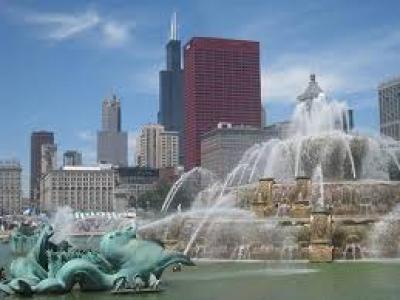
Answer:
184 37 262 170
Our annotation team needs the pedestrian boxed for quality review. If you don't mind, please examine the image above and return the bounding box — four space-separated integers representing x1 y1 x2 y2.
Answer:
0 267 6 281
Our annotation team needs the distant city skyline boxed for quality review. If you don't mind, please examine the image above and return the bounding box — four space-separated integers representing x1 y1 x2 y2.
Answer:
1 1 400 194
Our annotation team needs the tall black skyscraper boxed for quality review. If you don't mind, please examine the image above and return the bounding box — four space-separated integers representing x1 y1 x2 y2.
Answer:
158 13 184 164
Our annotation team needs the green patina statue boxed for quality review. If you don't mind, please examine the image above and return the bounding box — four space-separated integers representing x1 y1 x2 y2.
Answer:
0 224 194 296
10 222 40 255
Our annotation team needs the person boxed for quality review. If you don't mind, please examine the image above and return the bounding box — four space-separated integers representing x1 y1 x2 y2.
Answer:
0 267 6 281
172 264 182 272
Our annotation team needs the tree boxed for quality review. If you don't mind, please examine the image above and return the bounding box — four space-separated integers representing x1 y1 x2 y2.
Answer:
135 180 194 212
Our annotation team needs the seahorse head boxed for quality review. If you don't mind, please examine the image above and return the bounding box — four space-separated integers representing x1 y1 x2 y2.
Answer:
99 226 137 267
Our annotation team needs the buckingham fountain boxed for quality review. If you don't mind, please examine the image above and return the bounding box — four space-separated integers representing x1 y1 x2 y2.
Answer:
139 74 400 262
1 75 400 297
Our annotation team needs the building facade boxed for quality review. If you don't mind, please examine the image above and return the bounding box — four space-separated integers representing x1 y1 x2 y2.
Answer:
263 121 291 139
158 13 184 164
97 95 128 166
136 124 179 169
63 150 83 166
40 165 161 213
30 131 54 203
201 123 271 178
40 165 116 213
261 105 266 128
0 160 22 215
184 37 262 170
114 167 159 211
379 77 400 140
41 144 57 176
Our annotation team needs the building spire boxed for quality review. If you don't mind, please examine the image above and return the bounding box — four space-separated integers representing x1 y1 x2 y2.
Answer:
170 11 177 40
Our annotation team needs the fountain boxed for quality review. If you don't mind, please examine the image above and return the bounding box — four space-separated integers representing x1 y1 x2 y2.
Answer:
10 223 40 255
0 224 194 296
161 167 215 213
139 74 400 262
368 204 400 257
308 165 333 262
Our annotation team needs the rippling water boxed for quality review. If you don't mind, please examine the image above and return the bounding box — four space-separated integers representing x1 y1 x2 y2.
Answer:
1 243 400 300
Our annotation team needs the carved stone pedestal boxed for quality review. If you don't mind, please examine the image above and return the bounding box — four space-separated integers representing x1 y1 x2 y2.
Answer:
309 208 333 263
309 244 333 262
251 178 275 218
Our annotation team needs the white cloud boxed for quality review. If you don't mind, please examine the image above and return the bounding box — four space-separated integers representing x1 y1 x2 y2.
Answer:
262 66 345 103
102 21 133 47
261 29 400 103
24 9 133 47
26 10 100 40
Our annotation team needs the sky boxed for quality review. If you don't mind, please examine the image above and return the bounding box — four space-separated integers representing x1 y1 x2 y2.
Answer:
0 0 399 195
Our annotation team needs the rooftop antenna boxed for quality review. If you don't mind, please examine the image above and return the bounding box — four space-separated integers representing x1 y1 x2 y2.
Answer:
170 11 177 40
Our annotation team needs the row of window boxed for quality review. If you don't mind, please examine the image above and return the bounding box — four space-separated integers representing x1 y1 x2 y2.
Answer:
381 123 400 140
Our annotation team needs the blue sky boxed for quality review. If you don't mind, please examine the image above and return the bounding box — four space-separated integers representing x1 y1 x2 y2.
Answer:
0 0 399 194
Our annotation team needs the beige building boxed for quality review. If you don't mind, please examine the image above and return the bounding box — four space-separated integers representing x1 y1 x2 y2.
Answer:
97 94 128 166
40 164 162 213
41 144 57 175
40 165 116 213
0 160 22 215
114 167 159 211
136 124 179 168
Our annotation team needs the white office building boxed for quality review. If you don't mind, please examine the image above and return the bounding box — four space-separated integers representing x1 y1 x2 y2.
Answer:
40 165 116 213
136 124 179 168
0 160 22 215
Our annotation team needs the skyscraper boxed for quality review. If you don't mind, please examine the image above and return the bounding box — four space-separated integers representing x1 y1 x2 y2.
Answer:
0 160 22 215
30 131 54 203
41 144 57 175
63 150 83 166
201 123 271 178
97 94 128 166
379 77 400 140
136 124 179 169
184 37 262 170
158 13 184 164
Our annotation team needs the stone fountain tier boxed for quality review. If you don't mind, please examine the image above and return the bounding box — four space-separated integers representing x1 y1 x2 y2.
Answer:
139 208 400 262
139 176 400 262
248 177 400 218
139 215 310 260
